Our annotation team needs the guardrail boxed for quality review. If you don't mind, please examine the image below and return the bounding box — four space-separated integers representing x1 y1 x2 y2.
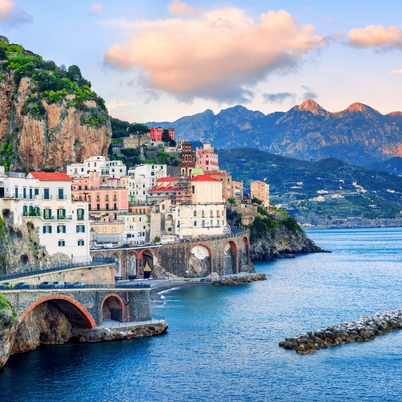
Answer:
0 258 115 281
0 282 151 290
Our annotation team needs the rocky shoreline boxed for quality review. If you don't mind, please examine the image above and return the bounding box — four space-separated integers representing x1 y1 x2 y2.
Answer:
211 273 266 285
279 308 402 354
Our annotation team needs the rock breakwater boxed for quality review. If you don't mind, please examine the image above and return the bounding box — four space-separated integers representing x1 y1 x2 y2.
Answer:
211 273 266 286
279 308 402 354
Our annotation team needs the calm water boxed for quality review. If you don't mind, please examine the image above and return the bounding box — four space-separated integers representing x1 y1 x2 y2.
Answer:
1 228 402 401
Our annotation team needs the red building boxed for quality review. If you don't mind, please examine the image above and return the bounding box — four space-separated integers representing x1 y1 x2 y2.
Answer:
149 127 175 142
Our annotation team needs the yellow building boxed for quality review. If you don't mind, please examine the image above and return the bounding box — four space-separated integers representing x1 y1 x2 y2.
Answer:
250 180 270 208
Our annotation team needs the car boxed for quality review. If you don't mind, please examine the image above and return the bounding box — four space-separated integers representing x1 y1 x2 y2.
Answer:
64 281 74 288
14 282 30 289
90 245 102 250
39 281 53 288
72 281 85 288
181 238 191 243
52 281 65 288
1 282 15 289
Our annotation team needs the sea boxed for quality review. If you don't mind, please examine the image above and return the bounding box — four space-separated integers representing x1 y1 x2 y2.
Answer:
1 227 402 401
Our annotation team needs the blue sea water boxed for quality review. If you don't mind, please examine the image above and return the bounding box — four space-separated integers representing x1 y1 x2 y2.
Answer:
1 228 402 401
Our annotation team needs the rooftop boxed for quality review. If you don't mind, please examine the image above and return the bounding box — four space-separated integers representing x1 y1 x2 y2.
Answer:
29 172 72 181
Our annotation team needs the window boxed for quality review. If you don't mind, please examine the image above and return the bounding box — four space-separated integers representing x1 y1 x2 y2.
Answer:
114 203 117 210
106 203 109 210
97 204 100 211
44 188 50 200
23 188 27 198
57 208 66 219
113 193 117 201
78 186 82 190
76 225 85 233
112 227 116 232
43 208 51 219
77 208 85 220
58 240 65 247
96 194 100 202
79 195 82 201
210 219 213 226
87 195 91 202
57 225 66 233
34 188 39 196
43 225 52 234
78 240 84 246
202 220 205 227
201 210 205 218
103 227 106 232
58 188 64 200
210 210 213 217
194 221 197 226
105 194 109 201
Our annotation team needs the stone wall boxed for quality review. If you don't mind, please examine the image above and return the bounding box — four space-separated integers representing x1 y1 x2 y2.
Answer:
3 288 151 326
0 263 115 287
157 231 254 278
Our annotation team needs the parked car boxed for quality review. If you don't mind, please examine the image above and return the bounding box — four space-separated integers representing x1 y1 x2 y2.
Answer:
64 281 73 288
39 281 53 288
1 282 15 289
52 281 65 288
181 238 191 243
90 245 102 250
72 281 85 288
14 282 30 289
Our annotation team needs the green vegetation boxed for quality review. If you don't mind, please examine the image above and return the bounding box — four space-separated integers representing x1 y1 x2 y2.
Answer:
0 293 17 330
0 142 13 171
0 37 107 121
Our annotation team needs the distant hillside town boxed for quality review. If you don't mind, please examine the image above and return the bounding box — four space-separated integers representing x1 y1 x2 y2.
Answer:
0 133 270 266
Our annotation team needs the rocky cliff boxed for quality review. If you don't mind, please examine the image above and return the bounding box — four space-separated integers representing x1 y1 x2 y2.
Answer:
0 294 17 369
0 73 111 172
0 39 111 172
0 210 70 275
250 226 323 260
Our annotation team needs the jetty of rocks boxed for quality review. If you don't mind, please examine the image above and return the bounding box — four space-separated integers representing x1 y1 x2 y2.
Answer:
279 308 402 354
211 273 266 286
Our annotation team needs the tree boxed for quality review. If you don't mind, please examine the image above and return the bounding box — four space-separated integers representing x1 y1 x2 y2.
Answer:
162 129 171 143
0 36 9 44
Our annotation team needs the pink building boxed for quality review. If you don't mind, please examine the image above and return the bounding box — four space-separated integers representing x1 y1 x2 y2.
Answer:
150 127 175 142
71 172 100 192
196 142 219 171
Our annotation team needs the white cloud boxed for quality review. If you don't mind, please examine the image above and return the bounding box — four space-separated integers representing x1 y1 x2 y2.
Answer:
168 0 200 16
349 24 402 50
103 8 324 103
90 3 103 15
0 0 32 25
390 69 402 74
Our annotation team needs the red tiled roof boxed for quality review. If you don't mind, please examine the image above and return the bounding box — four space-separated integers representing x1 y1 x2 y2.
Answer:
190 175 221 182
29 172 72 181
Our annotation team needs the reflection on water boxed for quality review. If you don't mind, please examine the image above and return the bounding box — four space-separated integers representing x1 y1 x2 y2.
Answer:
2 228 402 401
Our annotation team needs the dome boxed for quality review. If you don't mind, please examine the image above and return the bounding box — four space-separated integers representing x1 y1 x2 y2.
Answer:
190 166 204 176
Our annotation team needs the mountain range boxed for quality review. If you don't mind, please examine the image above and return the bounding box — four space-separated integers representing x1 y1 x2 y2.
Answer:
218 148 402 227
147 100 402 168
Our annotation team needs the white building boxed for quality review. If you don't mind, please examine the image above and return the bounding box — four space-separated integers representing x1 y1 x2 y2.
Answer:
67 156 127 179
125 164 167 203
23 172 91 263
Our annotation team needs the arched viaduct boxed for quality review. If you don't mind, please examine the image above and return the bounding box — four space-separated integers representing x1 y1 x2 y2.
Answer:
92 230 253 279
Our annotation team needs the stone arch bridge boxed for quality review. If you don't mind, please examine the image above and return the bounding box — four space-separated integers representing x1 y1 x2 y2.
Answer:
91 230 253 279
4 287 152 330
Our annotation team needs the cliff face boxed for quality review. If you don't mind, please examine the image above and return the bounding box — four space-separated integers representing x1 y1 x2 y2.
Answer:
0 72 111 172
250 226 323 260
0 210 71 275
0 294 18 369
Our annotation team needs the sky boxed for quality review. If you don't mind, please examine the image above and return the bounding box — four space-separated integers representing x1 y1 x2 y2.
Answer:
1 0 402 123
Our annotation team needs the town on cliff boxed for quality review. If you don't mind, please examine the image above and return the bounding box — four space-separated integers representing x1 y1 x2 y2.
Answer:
0 128 320 279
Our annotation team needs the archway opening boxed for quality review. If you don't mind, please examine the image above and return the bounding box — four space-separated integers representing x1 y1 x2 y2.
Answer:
111 252 122 279
14 297 96 354
101 296 123 323
127 252 138 279
188 245 212 277
141 249 156 278
224 241 238 275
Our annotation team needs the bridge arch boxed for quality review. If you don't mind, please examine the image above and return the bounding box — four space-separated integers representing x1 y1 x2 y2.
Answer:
137 248 158 277
18 294 97 329
100 293 125 323
187 243 213 277
111 251 122 277
243 235 251 266
127 250 139 278
224 240 238 275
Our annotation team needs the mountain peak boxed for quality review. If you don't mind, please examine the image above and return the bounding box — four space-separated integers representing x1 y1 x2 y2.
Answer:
345 102 381 114
297 99 326 116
